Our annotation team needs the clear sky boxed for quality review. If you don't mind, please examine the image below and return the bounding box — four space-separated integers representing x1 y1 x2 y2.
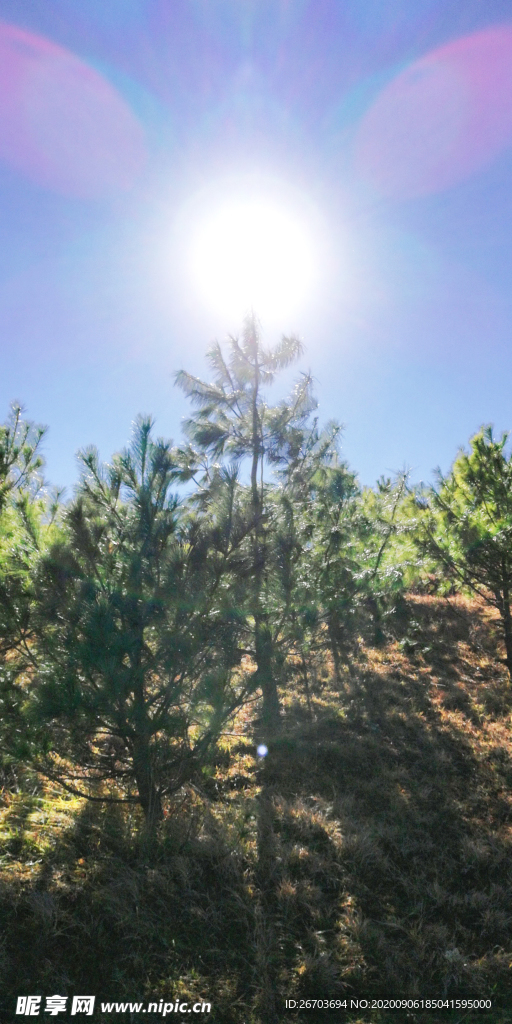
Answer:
1 0 512 492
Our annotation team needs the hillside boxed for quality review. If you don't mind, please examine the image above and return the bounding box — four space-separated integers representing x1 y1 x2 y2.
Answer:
1 594 511 1023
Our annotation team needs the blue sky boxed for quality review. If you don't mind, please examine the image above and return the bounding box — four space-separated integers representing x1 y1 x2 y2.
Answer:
1 0 512 491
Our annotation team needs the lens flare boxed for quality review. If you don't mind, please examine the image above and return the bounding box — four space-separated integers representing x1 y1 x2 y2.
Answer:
0 21 146 198
355 25 512 198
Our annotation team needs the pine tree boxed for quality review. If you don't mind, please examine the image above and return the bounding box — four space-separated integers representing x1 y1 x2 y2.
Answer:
175 313 320 736
0 404 49 782
31 418 244 826
421 426 512 677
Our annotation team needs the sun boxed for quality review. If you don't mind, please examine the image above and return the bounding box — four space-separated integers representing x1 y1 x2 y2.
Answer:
188 196 316 322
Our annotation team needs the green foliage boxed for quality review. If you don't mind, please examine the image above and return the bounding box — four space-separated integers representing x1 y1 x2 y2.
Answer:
175 313 334 736
30 418 247 824
0 405 55 784
305 466 412 676
175 318 311 476
3 351 512 1020
0 402 45 514
420 426 512 674
0 403 49 657
1 595 511 1022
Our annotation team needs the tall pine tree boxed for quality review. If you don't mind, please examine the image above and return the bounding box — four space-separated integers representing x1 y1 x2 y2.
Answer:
175 314 327 736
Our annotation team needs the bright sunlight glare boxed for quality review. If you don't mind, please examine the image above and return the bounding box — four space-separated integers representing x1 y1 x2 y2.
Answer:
188 197 316 322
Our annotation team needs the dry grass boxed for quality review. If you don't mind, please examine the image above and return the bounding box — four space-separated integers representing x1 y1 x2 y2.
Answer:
1 594 512 1023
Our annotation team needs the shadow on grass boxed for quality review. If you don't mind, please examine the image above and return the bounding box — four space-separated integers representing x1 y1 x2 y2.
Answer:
1 596 511 1023
261 598 512 1017
0 794 255 1023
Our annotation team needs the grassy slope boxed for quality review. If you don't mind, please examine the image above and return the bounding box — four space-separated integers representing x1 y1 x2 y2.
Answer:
1 595 511 1024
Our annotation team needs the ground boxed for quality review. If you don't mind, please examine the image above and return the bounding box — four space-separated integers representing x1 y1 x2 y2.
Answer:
1 595 511 1023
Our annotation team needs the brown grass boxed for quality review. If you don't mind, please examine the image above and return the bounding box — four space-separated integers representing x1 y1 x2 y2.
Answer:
1 594 511 1023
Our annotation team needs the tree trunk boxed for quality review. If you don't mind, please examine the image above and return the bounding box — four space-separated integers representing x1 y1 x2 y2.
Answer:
327 616 342 684
255 775 279 1023
301 651 313 721
367 594 385 646
255 618 281 736
327 614 355 684
500 571 512 680
250 342 281 736
133 735 163 829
